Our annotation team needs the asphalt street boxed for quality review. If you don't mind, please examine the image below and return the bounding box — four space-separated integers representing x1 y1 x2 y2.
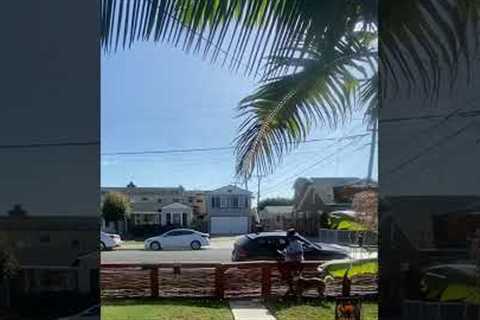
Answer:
101 237 377 264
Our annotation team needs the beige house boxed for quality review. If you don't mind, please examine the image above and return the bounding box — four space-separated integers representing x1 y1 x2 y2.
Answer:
259 206 294 231
101 184 202 231
0 216 99 299
293 177 377 235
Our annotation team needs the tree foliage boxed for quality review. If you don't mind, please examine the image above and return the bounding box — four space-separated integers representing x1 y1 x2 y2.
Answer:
100 0 480 177
102 192 131 224
352 189 378 231
0 243 19 280
257 197 293 211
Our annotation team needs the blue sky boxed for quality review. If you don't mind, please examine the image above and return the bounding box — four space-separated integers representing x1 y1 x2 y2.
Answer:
101 42 377 199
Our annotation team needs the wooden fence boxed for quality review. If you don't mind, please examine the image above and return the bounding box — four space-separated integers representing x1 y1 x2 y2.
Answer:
101 261 377 299
402 300 480 320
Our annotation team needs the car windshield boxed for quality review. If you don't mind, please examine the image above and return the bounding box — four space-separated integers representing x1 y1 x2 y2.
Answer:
295 235 321 249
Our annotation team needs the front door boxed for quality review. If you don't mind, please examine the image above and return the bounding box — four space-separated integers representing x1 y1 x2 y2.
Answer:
173 213 181 226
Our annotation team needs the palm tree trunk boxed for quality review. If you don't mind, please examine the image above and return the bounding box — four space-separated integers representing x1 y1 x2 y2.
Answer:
367 121 377 182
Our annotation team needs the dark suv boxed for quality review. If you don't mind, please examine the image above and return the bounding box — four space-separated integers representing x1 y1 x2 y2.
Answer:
232 231 350 261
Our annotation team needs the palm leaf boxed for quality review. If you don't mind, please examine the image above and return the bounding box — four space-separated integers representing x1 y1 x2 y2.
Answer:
100 0 375 78
234 34 376 178
380 0 480 99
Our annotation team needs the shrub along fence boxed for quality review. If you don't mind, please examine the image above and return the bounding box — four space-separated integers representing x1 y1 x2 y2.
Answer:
101 261 377 299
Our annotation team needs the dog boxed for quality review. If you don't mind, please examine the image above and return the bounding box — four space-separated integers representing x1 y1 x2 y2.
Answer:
291 273 334 300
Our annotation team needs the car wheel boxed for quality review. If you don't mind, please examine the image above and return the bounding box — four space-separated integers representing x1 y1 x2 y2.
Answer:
150 241 162 251
190 240 201 250
100 241 106 251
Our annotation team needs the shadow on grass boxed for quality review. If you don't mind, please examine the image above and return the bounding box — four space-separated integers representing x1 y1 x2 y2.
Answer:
102 297 229 309
264 297 332 313
264 296 378 318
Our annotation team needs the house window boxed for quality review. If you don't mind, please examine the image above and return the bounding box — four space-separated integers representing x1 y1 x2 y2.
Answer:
211 196 220 208
188 197 194 203
173 214 181 225
232 197 239 208
142 197 149 201
238 197 244 208
71 240 80 249
166 213 171 225
244 197 249 208
196 199 203 203
39 234 51 244
220 197 227 208
182 213 188 226
173 198 180 203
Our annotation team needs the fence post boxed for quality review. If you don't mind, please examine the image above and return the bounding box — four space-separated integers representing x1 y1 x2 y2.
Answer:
150 267 159 298
262 265 272 298
215 265 225 299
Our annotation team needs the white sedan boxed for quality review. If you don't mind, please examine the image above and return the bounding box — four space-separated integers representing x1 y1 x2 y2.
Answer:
100 231 122 251
145 229 210 250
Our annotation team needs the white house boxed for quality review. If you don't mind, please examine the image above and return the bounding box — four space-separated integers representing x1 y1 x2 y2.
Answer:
207 185 253 235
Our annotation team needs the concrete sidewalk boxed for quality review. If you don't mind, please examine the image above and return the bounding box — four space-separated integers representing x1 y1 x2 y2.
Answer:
229 300 276 320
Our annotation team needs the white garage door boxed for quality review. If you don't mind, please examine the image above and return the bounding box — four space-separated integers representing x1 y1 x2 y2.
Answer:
210 217 248 235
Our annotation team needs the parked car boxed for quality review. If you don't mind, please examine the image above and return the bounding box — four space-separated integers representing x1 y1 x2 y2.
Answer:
232 231 350 261
57 304 99 320
144 228 210 250
100 231 122 251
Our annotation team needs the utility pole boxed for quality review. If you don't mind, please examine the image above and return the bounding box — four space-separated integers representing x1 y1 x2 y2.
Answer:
257 174 262 206
367 120 377 183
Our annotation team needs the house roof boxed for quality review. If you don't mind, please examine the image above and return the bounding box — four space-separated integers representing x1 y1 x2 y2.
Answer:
162 202 191 210
102 186 184 195
130 201 162 214
130 201 192 214
210 185 252 195
310 177 377 188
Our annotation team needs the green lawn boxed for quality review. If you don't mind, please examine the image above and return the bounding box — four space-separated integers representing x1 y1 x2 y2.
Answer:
266 299 378 320
102 298 233 320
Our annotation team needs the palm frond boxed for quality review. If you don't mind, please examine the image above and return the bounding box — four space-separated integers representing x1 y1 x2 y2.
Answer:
380 0 480 99
360 73 378 127
100 0 374 77
234 35 376 178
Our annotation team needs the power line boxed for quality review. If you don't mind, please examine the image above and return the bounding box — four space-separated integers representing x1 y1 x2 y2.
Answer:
0 141 99 150
261 135 368 196
101 133 370 156
380 111 480 123
384 119 477 177
260 123 370 194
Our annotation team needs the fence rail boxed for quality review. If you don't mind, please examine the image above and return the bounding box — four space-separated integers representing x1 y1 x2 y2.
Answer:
318 229 377 246
402 300 480 320
101 261 377 299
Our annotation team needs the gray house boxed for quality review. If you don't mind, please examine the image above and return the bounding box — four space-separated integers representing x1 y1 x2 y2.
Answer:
207 185 253 235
